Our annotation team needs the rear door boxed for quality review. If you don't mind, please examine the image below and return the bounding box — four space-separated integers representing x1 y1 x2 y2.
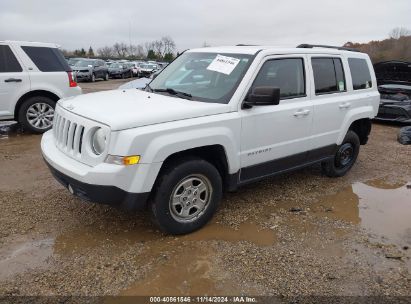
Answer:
0 43 30 119
307 55 349 155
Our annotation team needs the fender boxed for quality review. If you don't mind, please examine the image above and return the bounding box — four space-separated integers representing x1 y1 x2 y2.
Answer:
337 105 374 144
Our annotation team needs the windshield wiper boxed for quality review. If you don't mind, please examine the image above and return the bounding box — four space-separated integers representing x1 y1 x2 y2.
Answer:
153 88 192 100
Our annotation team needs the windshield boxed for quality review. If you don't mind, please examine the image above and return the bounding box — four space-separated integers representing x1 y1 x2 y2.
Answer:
142 64 157 69
74 59 94 67
68 58 81 65
148 52 253 104
110 63 123 68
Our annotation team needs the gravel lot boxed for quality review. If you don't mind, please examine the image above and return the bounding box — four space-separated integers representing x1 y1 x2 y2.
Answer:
0 79 410 298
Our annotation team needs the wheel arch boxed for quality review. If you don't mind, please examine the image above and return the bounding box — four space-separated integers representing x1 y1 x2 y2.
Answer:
348 118 372 145
14 90 60 120
337 106 374 145
154 144 232 192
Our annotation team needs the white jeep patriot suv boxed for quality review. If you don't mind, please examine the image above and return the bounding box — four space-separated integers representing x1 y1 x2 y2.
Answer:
41 44 379 234
0 41 81 133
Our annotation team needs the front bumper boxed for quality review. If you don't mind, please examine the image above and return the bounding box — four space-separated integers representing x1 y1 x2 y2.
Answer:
41 131 152 210
73 71 91 81
45 160 150 210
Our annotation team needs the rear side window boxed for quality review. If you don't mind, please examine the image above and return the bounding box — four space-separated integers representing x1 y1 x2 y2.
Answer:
312 58 346 94
21 46 70 72
252 58 306 99
0 45 22 73
348 58 372 90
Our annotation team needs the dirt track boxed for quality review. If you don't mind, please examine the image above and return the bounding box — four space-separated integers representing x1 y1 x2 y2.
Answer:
0 79 410 297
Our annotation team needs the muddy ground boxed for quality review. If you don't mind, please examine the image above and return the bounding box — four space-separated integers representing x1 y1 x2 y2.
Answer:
0 79 410 298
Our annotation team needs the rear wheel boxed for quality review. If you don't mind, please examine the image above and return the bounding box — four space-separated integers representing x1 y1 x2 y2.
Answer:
18 96 56 133
322 130 360 177
151 157 222 235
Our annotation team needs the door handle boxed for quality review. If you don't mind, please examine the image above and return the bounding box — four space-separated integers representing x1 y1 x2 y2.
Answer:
339 102 351 109
4 78 22 83
294 109 310 117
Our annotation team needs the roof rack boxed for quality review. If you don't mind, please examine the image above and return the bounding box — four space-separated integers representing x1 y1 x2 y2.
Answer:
296 44 361 53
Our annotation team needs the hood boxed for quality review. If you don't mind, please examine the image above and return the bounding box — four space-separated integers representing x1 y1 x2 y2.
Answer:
59 89 231 131
118 78 150 89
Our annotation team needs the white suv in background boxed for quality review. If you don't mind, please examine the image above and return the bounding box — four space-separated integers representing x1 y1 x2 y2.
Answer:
42 44 380 235
0 41 82 133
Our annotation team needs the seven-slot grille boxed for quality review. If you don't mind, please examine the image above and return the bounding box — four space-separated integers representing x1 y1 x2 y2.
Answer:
53 112 85 156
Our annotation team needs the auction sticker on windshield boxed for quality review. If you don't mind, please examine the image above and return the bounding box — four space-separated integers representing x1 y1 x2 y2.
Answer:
207 54 240 75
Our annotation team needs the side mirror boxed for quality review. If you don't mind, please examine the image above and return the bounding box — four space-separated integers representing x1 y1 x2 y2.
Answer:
243 86 280 108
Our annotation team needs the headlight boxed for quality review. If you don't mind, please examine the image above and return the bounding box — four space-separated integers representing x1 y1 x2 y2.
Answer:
91 128 107 155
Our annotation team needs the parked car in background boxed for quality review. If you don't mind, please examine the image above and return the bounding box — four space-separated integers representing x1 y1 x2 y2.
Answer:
42 44 379 234
67 57 82 67
374 60 411 124
108 62 133 79
72 59 108 82
130 61 144 77
118 68 164 90
0 40 81 133
139 63 158 77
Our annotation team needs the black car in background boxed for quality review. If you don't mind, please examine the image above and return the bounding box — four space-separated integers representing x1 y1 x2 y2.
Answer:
72 59 109 82
374 61 411 124
108 62 133 79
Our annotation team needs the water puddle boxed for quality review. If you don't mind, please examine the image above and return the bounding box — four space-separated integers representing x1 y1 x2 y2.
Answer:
0 237 54 280
313 179 411 269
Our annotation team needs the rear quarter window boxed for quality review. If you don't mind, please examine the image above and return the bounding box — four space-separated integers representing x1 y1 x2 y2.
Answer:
0 45 23 73
21 46 70 72
348 58 372 90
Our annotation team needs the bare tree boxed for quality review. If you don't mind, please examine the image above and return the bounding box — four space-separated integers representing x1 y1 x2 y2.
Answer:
389 27 411 39
154 40 164 58
144 41 155 56
162 36 176 55
113 42 129 58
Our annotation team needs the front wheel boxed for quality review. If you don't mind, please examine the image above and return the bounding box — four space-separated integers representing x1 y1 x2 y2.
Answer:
151 157 222 235
18 96 55 133
322 130 360 177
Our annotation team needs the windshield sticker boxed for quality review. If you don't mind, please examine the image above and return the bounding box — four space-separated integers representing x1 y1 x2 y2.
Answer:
339 81 345 91
207 54 240 75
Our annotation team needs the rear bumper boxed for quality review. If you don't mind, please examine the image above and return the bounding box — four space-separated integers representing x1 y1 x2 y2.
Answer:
44 158 150 210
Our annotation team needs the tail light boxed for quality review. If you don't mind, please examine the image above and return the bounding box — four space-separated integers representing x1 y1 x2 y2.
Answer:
67 71 77 88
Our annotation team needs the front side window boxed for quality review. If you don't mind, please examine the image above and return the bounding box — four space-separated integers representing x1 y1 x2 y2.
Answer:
149 52 254 104
21 46 69 72
0 45 22 73
312 58 346 94
251 58 306 99
348 58 372 90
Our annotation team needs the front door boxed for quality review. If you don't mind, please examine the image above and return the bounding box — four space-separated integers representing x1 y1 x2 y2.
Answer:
240 55 313 182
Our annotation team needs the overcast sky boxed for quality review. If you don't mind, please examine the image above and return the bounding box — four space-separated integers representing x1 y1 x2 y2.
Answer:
1 0 410 52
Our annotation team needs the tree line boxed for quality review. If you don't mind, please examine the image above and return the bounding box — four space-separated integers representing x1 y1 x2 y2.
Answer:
63 36 177 62
344 27 411 63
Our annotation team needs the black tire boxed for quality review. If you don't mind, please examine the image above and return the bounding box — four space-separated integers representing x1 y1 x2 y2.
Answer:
18 96 56 134
151 157 222 235
322 130 360 177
